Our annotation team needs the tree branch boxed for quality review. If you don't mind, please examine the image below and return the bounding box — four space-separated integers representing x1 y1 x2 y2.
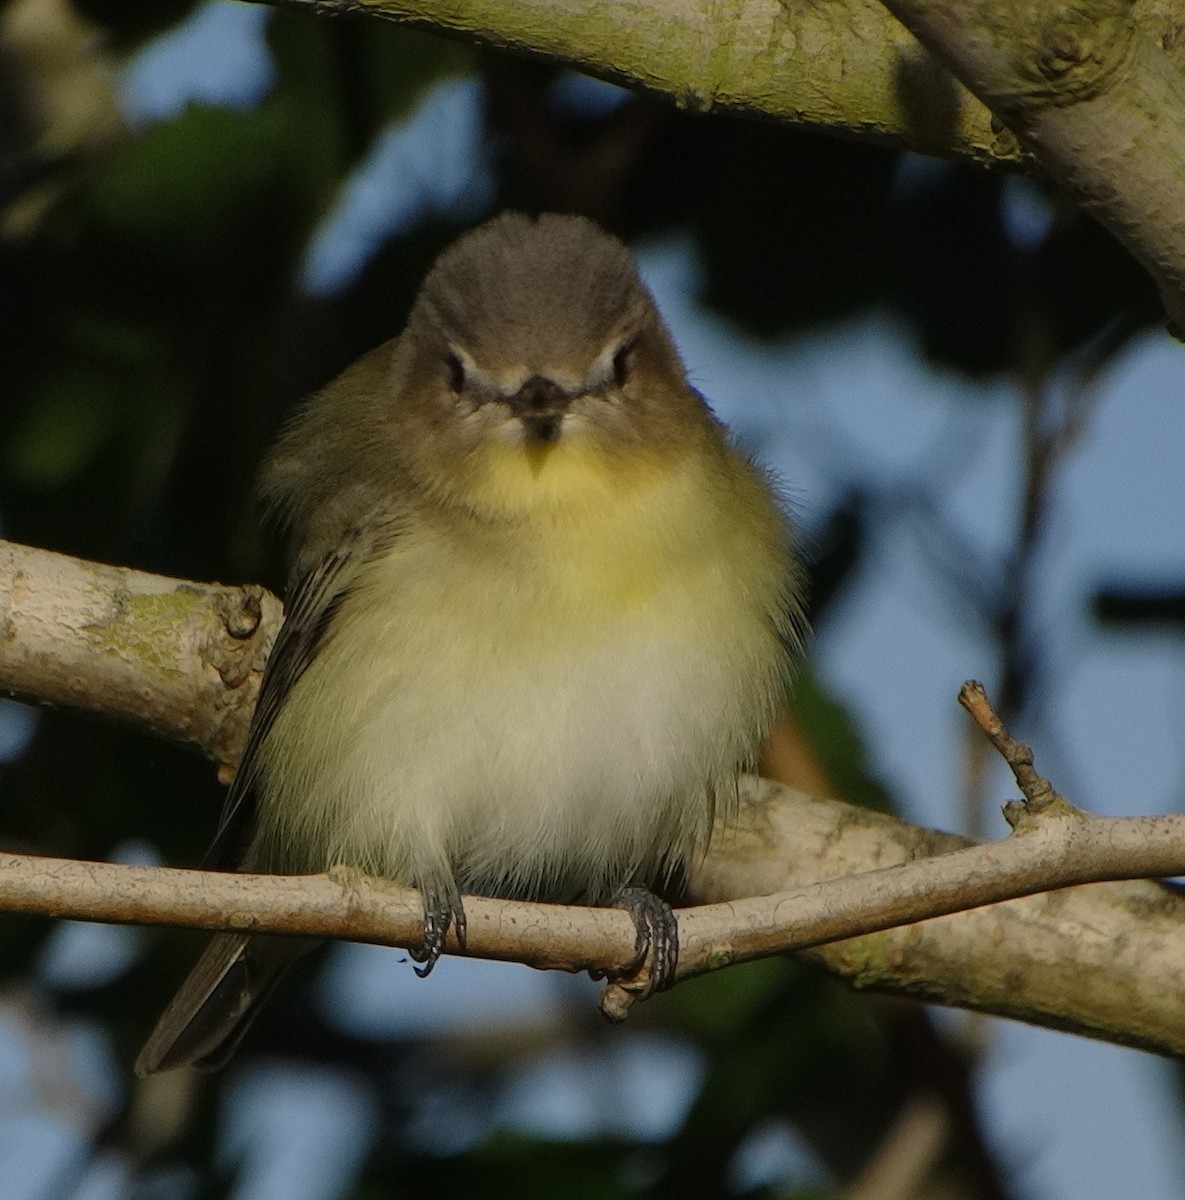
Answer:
958 678 1058 811
0 539 279 776
2 792 1185 1056
691 781 1185 1057
261 0 1185 324
260 0 1185 183
874 0 1185 331
3 783 1185 1052
275 0 1020 165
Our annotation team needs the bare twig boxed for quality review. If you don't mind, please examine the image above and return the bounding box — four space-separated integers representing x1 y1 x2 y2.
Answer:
958 680 1056 811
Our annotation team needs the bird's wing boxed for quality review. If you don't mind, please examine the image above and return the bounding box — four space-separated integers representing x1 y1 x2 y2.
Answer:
138 525 391 1076
205 528 372 869
134 931 316 1075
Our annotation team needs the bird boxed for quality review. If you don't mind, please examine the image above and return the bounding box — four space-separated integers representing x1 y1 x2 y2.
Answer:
136 212 806 1075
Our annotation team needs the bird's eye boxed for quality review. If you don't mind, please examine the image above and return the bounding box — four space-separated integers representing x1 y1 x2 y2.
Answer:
445 351 465 393
612 341 634 387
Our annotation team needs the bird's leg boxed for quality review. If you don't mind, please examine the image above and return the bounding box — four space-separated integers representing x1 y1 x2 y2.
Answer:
602 884 679 999
409 880 467 977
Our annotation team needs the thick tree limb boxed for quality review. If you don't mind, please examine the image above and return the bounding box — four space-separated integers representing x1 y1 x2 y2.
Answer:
0 539 279 776
258 0 1185 325
4 539 1185 1055
260 0 1185 186
274 0 1020 165
875 0 1185 330
691 782 1185 1056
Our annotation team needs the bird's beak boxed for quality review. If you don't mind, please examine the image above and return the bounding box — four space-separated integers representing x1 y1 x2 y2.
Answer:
505 375 571 443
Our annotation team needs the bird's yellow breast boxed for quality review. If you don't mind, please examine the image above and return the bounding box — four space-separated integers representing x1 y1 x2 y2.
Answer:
458 432 782 625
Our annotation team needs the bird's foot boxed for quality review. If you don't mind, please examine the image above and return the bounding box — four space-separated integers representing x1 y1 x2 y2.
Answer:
599 884 679 1001
408 882 467 978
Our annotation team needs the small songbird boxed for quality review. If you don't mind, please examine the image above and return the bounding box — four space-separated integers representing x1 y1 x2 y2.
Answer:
136 213 806 1075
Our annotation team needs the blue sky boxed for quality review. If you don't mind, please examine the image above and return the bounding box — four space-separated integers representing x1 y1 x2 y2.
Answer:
5 3 1185 1197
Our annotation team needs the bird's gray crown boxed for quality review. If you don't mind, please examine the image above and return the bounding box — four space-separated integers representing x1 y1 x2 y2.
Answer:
410 212 653 381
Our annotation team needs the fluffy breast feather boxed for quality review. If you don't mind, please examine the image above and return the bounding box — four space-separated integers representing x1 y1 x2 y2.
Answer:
252 444 797 903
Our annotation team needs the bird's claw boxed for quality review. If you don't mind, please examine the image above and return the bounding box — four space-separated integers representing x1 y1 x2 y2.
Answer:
408 883 467 977
600 884 679 1001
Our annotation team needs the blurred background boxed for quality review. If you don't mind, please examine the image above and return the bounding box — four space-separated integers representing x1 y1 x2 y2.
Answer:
2 2 1184 1197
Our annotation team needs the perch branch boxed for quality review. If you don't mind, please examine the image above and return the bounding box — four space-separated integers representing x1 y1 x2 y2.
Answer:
2 768 1185 1050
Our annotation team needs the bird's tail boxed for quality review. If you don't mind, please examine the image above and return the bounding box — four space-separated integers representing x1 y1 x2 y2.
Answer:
135 933 314 1076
